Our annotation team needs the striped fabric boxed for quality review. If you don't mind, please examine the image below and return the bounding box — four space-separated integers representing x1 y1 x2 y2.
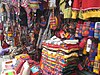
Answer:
41 38 79 75
50 16 58 30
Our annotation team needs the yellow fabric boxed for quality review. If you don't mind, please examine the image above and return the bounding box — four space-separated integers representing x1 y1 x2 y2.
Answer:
8 32 13 37
61 48 79 53
15 54 30 60
78 10 83 19
60 52 78 59
83 46 87 55
72 9 100 20
82 9 100 19
64 32 69 38
93 56 99 74
72 10 78 19
60 0 72 18
97 43 100 58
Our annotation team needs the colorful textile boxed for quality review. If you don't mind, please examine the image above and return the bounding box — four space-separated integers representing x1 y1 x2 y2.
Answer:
15 54 30 60
60 0 72 18
20 61 30 75
97 43 100 58
14 59 25 74
72 0 100 19
72 0 100 10
79 37 88 49
93 56 100 74
75 21 83 38
82 22 90 37
50 16 58 30
41 37 79 75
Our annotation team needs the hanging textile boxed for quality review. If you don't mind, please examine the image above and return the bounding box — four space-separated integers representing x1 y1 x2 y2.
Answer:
60 0 72 19
29 0 40 11
72 0 100 19
50 16 58 30
19 6 28 26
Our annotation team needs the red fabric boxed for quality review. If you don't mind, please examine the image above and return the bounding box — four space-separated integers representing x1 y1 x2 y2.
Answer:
72 0 100 10
2 42 9 49
0 23 3 30
72 0 81 10
20 65 24 75
14 60 25 74
79 37 88 48
0 34 4 41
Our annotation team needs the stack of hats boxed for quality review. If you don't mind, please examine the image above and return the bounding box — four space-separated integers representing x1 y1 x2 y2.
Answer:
41 36 79 75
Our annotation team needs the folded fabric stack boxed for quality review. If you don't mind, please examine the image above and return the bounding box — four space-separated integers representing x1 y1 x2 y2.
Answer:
41 36 79 75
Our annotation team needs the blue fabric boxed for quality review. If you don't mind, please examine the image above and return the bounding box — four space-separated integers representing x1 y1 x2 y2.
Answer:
90 22 95 28
39 3 44 11
31 66 39 73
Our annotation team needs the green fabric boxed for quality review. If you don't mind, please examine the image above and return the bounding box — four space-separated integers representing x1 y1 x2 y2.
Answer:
8 72 14 75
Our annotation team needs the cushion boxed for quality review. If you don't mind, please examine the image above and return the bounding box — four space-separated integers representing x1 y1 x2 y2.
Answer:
14 59 25 74
19 61 30 75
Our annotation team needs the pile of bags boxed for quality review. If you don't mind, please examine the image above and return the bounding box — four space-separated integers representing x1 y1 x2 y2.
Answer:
1 54 41 75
